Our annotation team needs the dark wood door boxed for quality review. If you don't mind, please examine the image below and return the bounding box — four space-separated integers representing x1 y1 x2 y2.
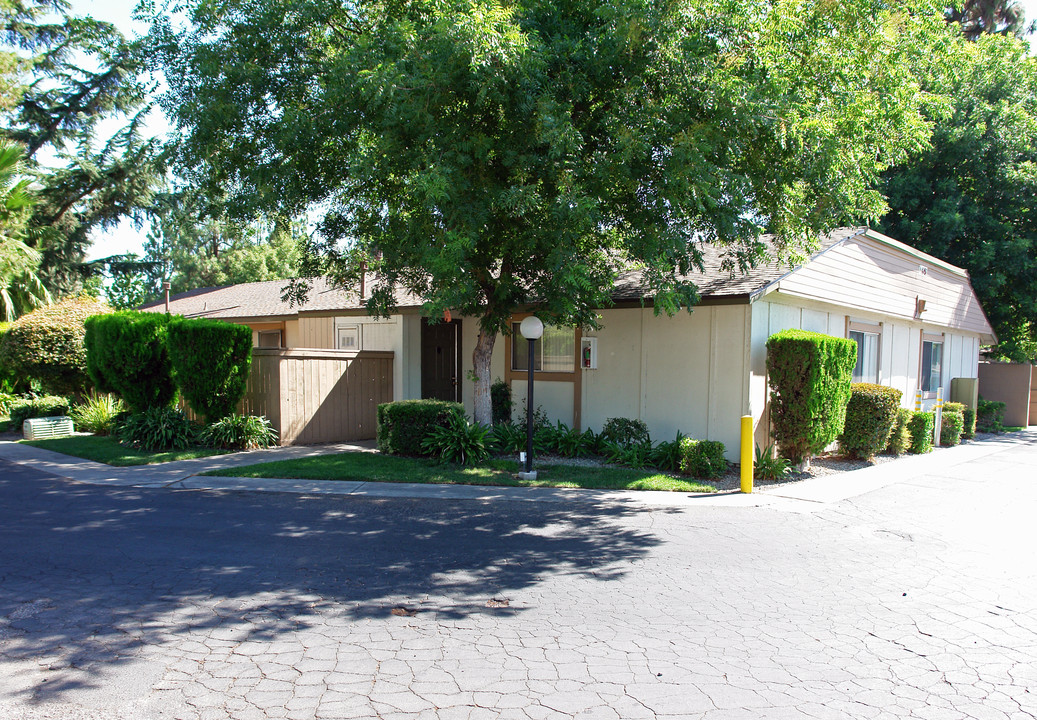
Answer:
421 319 461 402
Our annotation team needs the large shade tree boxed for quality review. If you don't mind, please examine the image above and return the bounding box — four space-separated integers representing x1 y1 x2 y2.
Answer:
1 0 166 296
879 32 1037 361
151 0 949 423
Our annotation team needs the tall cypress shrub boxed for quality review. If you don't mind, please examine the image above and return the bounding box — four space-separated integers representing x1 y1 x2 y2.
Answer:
84 311 177 412
766 329 856 467
166 318 253 422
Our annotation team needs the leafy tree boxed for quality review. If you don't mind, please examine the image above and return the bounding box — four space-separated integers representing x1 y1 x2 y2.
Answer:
878 34 1037 361
0 141 48 319
945 0 1033 39
151 0 949 424
1 0 166 296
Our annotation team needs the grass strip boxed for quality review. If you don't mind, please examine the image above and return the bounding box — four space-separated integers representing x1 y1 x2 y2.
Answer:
202 451 716 492
23 435 229 466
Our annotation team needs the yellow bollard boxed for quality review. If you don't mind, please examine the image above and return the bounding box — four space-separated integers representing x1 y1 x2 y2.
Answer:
740 415 753 494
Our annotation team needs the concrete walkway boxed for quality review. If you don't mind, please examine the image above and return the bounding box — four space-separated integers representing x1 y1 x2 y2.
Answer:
2 429 1032 509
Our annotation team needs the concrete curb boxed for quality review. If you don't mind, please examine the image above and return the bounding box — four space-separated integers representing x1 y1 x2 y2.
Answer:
2 430 1033 508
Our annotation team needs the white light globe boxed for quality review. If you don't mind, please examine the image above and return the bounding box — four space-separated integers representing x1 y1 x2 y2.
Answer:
519 315 544 340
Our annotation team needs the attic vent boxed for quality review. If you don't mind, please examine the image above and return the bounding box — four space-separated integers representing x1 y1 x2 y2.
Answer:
23 416 74 441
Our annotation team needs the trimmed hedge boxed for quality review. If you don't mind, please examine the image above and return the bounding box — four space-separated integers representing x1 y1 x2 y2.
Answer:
940 406 964 447
84 311 177 412
0 297 112 396
961 407 977 440
678 437 727 479
766 330 856 464
907 411 934 454
839 383 902 459
377 399 464 456
885 407 912 456
167 318 253 422
10 395 70 429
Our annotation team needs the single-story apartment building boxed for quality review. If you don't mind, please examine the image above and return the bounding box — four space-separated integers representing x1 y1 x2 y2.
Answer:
143 226 996 457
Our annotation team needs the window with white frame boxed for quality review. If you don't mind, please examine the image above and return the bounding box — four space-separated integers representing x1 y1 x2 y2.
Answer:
511 323 575 372
848 324 880 384
920 335 943 393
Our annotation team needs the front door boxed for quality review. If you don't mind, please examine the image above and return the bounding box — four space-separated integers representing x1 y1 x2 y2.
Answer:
421 319 461 402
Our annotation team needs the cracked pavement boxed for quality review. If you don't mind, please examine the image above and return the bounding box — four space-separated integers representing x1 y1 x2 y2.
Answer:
1 432 1035 719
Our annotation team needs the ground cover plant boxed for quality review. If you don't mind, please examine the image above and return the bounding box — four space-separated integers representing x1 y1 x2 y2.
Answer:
202 451 717 493
200 413 278 450
70 393 124 435
23 435 228 466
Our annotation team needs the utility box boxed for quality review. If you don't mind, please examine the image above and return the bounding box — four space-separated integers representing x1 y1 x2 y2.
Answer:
950 377 979 409
23 416 74 441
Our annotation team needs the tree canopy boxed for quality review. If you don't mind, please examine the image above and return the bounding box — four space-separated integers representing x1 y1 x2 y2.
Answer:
879 33 1037 361
152 0 951 422
1 0 166 296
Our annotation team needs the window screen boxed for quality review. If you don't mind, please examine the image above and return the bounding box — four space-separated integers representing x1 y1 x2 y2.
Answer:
921 340 943 393
849 330 879 384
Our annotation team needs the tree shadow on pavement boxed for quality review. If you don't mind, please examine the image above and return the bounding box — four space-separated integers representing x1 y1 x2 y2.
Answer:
0 460 678 701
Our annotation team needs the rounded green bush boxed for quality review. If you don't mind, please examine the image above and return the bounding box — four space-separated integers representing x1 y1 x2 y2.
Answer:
838 383 903 459
885 407 913 456
940 409 964 447
377 399 464 456
600 417 650 448
166 317 253 422
84 311 177 412
0 297 112 396
907 411 935 454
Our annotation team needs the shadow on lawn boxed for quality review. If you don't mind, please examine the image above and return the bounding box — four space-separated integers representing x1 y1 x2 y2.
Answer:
0 459 676 701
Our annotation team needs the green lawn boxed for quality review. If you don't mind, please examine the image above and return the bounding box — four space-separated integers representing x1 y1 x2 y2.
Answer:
203 451 717 492
23 435 230 466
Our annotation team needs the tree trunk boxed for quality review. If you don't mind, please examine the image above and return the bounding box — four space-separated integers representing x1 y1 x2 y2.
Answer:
471 326 497 426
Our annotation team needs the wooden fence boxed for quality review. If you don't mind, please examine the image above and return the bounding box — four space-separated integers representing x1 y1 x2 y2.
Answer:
184 348 394 445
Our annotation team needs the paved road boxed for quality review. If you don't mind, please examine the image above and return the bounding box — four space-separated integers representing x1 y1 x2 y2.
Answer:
1 433 1035 720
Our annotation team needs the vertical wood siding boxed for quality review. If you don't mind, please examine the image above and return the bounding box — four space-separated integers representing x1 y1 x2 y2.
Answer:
246 348 393 445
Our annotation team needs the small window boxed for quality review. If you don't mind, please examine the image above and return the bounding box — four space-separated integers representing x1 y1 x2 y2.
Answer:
849 330 879 384
512 323 575 373
257 330 282 348
921 338 943 393
337 325 361 351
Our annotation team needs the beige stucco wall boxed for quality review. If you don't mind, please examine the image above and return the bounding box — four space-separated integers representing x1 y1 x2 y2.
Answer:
581 305 750 459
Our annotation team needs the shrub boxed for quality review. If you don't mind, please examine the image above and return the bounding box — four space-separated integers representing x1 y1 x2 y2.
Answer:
539 421 591 458
599 417 650 448
201 413 278 450
490 378 513 425
650 432 688 473
166 317 252 422
838 383 902 460
940 408 964 447
490 422 526 454
766 330 856 465
961 407 977 440
420 411 494 465
0 391 16 414
0 297 112 396
601 440 653 469
906 411 934 454
70 393 125 436
679 438 728 479
754 443 791 480
117 407 198 451
377 399 464 456
10 395 70 429
976 398 1005 433
885 407 912 456
84 311 177 412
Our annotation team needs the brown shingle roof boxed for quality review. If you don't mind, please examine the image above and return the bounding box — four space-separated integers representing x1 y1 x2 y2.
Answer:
142 227 868 319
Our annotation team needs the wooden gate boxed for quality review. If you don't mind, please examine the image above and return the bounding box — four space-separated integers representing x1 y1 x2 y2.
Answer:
243 348 394 444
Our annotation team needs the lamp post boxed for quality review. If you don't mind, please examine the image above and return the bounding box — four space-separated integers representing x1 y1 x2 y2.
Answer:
519 315 544 477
